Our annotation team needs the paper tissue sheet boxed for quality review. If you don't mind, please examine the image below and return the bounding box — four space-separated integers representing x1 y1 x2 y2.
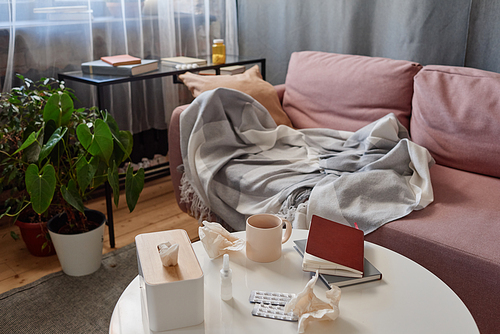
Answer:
199 221 245 258
157 241 179 267
284 271 341 333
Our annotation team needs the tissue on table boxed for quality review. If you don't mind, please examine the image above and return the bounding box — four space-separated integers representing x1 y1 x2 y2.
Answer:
199 221 245 259
157 241 179 267
284 272 341 333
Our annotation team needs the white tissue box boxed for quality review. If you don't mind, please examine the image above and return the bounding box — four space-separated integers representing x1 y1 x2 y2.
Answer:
135 230 204 332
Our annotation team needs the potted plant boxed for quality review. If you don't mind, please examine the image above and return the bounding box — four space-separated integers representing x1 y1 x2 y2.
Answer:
1 75 145 275
0 75 68 256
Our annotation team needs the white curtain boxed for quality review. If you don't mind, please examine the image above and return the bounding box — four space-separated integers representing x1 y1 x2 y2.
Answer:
0 0 238 134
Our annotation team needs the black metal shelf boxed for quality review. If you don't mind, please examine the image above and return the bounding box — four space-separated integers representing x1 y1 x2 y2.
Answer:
58 56 266 247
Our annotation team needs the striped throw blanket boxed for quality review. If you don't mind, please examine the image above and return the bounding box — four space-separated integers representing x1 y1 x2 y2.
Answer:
179 88 434 233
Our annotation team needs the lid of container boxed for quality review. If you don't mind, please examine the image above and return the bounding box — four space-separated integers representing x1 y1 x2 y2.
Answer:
213 39 224 44
135 230 203 285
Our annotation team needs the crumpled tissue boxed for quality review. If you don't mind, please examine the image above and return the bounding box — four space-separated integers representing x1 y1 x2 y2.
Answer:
284 271 341 333
157 241 179 267
199 221 245 259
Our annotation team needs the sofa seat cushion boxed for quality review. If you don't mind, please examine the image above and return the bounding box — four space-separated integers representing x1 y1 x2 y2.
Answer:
411 65 500 178
366 164 500 333
282 51 422 131
178 65 293 127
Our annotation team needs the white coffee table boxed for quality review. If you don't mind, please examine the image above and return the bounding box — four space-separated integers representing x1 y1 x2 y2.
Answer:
109 229 478 333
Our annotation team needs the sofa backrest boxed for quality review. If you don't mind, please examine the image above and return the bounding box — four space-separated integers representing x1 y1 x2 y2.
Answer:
282 51 422 131
411 65 500 178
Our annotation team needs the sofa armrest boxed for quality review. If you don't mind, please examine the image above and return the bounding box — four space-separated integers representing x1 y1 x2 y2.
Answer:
275 84 286 105
168 104 190 213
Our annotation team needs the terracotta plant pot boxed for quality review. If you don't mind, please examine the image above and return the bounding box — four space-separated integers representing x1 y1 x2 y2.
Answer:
47 209 106 276
15 219 56 257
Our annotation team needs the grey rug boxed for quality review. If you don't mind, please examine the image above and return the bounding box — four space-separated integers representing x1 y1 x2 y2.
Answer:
0 243 138 334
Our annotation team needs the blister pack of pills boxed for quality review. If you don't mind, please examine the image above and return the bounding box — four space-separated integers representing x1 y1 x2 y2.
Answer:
249 290 298 322
249 290 295 306
251 303 298 322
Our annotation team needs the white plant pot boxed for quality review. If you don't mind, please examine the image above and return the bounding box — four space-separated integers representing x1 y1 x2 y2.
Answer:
48 210 106 277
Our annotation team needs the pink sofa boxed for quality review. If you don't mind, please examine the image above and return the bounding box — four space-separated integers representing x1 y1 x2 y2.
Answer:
169 51 500 333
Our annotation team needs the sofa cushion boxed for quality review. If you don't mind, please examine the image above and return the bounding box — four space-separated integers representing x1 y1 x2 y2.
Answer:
366 164 500 334
282 51 422 131
411 65 500 178
179 65 293 127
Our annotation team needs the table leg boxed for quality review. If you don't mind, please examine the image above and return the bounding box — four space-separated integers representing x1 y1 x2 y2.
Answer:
97 85 116 248
105 182 115 248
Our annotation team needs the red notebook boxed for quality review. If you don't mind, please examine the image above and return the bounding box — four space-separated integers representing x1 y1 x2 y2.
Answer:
101 55 141 66
304 215 364 276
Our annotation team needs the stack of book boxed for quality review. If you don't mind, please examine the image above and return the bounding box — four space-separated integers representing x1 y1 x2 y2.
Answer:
161 56 207 67
81 55 159 76
294 215 382 288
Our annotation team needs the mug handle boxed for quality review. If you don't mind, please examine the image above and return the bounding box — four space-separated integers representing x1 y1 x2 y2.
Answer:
281 218 292 244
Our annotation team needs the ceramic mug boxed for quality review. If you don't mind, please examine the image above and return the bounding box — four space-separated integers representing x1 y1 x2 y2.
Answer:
246 214 292 263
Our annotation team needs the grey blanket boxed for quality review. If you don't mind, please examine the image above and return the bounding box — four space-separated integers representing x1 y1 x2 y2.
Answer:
179 88 434 233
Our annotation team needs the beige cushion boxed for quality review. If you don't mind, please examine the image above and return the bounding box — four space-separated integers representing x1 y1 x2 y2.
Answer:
179 65 293 127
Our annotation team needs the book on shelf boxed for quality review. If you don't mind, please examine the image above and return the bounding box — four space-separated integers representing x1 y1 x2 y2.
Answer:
161 56 207 67
199 65 246 76
294 239 382 288
81 59 158 76
101 55 141 66
303 215 365 277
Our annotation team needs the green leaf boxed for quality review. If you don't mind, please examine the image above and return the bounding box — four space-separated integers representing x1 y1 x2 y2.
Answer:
108 161 120 207
42 93 73 127
91 158 108 188
10 231 20 241
59 93 73 125
43 120 57 143
13 130 40 155
76 156 95 192
6 169 18 184
77 120 113 163
111 130 133 165
125 165 144 212
38 127 67 163
104 112 133 161
118 130 133 160
61 179 84 213
23 138 42 164
25 164 56 214
42 94 61 125
104 111 120 134
93 120 113 162
76 123 92 150
16 125 41 160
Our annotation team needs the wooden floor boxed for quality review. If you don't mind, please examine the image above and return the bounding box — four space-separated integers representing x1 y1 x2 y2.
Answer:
0 175 200 295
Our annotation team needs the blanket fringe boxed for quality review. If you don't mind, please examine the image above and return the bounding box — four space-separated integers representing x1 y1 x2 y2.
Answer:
179 172 212 223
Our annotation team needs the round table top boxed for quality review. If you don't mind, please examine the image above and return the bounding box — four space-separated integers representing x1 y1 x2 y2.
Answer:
110 229 478 334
